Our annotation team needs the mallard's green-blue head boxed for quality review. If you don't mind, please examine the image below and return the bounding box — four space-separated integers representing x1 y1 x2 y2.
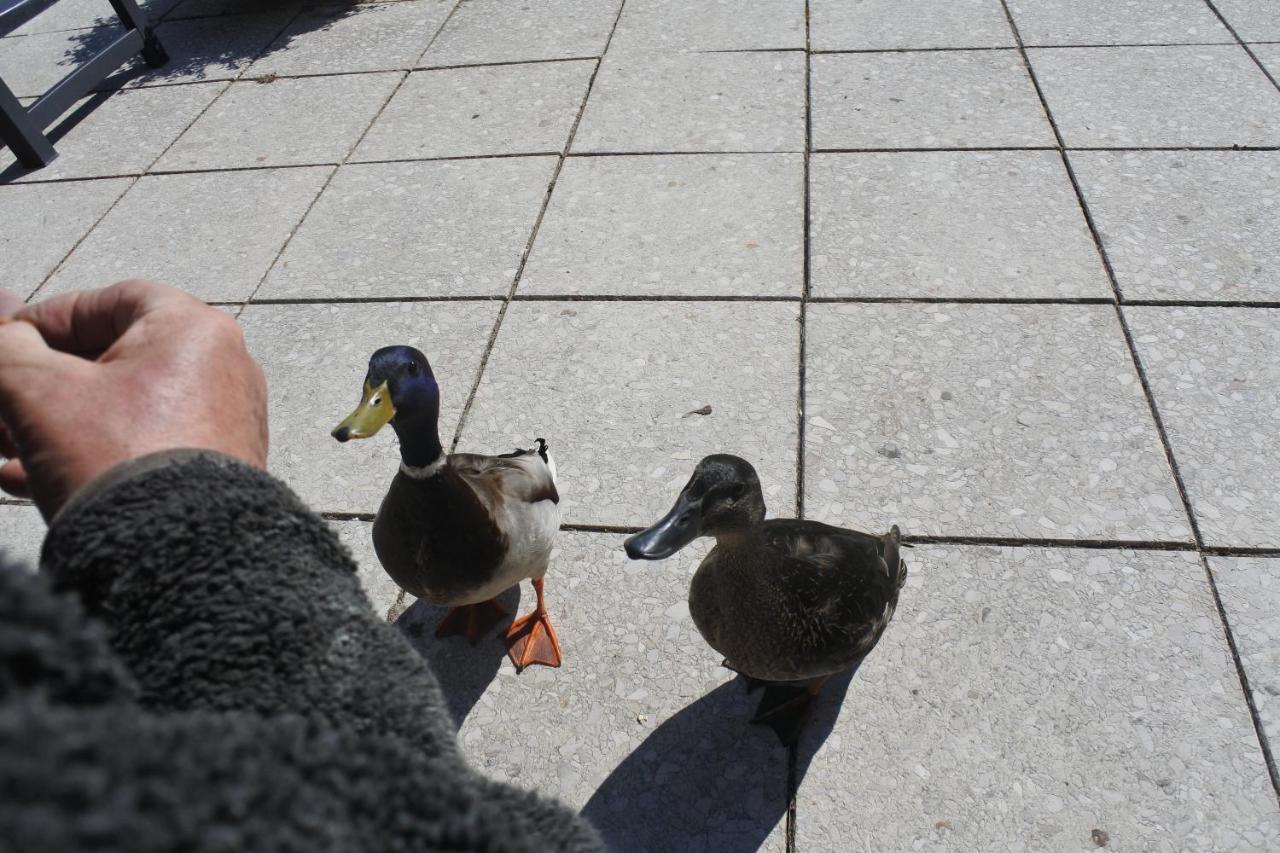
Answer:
332 346 443 466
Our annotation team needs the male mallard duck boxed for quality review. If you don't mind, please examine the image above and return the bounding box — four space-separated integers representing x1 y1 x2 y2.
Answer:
624 454 906 744
331 345 562 671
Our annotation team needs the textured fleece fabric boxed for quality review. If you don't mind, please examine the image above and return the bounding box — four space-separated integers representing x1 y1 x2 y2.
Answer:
0 452 603 852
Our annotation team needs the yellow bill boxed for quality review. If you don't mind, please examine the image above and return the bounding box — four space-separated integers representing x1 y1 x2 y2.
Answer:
332 380 394 442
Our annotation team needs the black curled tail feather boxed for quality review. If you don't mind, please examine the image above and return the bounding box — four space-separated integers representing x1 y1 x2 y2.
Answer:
534 438 549 463
884 525 907 590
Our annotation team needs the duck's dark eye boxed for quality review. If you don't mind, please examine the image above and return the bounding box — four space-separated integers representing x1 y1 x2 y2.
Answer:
407 360 419 376
728 483 746 501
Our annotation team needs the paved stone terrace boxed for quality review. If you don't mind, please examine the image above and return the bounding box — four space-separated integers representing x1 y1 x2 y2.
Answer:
4 0 1280 850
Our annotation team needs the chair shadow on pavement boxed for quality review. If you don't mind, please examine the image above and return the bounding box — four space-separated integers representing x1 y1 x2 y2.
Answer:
581 667 856 853
394 585 522 731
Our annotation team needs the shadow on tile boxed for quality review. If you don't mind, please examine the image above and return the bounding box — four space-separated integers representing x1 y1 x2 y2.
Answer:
395 585 523 729
60 1 364 86
580 667 853 853
0 89 112 183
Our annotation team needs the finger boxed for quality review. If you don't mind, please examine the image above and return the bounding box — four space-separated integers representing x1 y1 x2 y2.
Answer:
0 289 25 317
0 321 81 423
0 458 30 499
0 420 19 459
15 279 199 357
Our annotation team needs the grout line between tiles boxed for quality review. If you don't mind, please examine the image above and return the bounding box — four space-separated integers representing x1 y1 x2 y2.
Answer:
445 0 630 454
813 40 1241 55
1198 0 1280 93
237 0 466 317
415 55 601 72
1000 0 1280 804
787 4 814 848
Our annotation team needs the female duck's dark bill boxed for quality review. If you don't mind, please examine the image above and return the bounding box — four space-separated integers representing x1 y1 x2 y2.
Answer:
624 489 701 560
332 380 394 442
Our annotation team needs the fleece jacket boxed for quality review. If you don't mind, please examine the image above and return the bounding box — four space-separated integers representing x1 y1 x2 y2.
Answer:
0 451 603 852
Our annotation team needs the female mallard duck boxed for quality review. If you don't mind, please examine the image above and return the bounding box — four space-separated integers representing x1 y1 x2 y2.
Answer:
331 345 562 671
625 454 906 744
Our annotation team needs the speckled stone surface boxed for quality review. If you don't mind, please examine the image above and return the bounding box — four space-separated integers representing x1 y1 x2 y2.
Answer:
0 178 129 297
520 154 803 297
108 11 292 89
574 51 805 153
0 26 121 97
1214 0 1280 41
329 518 402 622
1008 0 1232 46
352 61 594 161
10 0 180 36
609 0 803 52
794 544 1280 852
462 301 800 527
0 83 226 182
248 1 451 76
809 0 1014 50
1127 307 1280 548
1253 43 1280 78
260 157 556 300
810 151 1110 299
1210 557 1280 747
154 73 400 170
45 167 328 302
1030 45 1280 147
239 301 499 514
422 0 622 66
804 304 1191 541
810 51 1054 150
0 504 46 569
393 531 787 852
165 0 297 20
1072 151 1280 302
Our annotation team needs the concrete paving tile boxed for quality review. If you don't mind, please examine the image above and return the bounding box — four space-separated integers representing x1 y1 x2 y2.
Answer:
329 518 403 622
422 0 621 66
1210 557 1280 747
1214 0 1280 41
609 0 803 52
0 504 46 570
104 10 293 88
794 544 1280 852
810 151 1110 299
1030 45 1280 147
805 304 1190 541
154 72 399 170
574 51 805 153
0 82 226 182
248 1 452 77
1127 307 1280 548
1253 42 1280 78
44 167 329 302
352 60 594 161
520 153 803 297
11 0 180 36
389 531 786 852
462 301 800 527
0 25 122 97
1009 0 1232 46
810 0 1014 51
240 301 499 514
1072 151 1280 302
166 0 300 18
260 156 556 299
810 51 1054 150
0 178 130 297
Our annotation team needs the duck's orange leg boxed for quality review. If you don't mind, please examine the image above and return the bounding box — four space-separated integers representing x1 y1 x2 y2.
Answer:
435 598 508 644
504 578 562 672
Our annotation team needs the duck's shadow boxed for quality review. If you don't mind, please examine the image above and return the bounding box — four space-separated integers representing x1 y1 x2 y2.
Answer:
394 586 522 730
580 667 856 853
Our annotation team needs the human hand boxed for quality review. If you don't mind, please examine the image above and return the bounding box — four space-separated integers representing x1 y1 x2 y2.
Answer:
0 280 268 519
